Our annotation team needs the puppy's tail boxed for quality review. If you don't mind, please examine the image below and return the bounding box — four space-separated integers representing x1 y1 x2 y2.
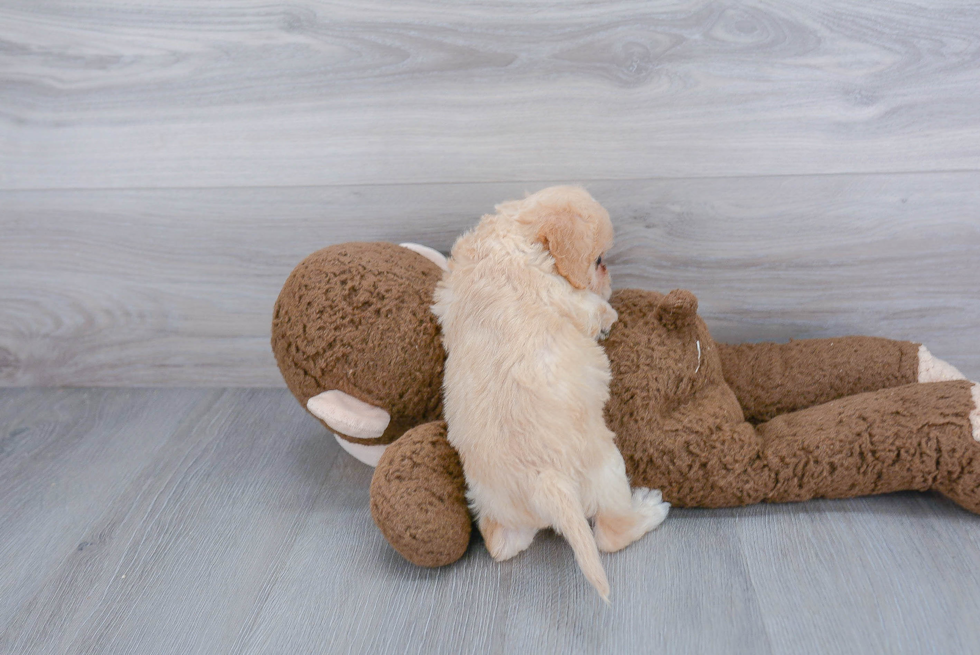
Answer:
533 471 610 603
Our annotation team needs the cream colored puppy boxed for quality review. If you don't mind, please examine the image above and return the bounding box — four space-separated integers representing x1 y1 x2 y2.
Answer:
432 186 670 602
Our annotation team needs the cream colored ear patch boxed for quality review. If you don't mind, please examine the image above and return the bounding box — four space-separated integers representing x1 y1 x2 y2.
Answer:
399 242 449 271
307 390 390 440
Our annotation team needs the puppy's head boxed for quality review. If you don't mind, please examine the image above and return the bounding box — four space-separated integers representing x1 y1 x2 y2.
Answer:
510 186 614 298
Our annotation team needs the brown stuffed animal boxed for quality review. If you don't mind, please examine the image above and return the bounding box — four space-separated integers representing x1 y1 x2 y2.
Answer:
272 241 980 568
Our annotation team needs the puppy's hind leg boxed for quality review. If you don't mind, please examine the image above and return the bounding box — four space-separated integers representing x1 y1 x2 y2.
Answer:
479 516 538 561
590 448 670 554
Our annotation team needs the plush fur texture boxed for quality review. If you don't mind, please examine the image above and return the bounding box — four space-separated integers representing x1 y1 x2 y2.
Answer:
716 336 921 424
432 187 666 601
270 240 980 572
271 242 445 445
605 289 978 511
971 384 980 442
369 421 470 567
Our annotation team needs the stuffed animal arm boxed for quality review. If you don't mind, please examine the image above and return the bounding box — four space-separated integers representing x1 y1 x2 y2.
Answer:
716 338 955 423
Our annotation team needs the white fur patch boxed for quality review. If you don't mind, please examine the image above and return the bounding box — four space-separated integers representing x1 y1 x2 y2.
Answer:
630 487 670 533
333 433 388 467
399 242 449 271
307 389 390 439
917 345 966 383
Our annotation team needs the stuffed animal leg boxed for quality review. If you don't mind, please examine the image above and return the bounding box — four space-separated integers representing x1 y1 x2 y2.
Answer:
713 337 979 511
621 381 980 514
756 380 980 513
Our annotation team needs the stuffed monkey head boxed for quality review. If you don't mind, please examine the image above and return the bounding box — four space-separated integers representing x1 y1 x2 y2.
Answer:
272 241 473 567
271 241 449 465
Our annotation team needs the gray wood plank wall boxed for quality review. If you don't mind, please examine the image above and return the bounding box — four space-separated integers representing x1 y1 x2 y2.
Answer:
2 0 979 386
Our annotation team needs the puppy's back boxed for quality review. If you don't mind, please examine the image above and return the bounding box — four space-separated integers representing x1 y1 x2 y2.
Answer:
433 224 611 488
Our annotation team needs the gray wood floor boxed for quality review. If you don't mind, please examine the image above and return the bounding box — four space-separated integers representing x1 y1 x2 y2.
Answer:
2 387 979 654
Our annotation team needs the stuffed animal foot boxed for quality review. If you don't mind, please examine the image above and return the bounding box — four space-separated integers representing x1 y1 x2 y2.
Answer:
594 487 670 553
758 380 980 515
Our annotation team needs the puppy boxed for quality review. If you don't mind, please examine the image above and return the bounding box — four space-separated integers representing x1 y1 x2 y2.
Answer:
431 186 670 601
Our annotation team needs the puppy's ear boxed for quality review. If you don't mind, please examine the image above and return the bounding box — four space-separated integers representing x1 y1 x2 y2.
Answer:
536 210 594 290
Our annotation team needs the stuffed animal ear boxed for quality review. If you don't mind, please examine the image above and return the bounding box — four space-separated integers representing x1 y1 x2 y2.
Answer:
399 242 449 271
656 289 699 330
332 435 389 467
307 390 391 440
535 210 594 290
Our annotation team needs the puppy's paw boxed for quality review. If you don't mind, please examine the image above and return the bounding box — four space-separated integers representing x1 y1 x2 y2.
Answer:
594 488 670 553
596 302 618 340
481 518 538 561
631 487 670 533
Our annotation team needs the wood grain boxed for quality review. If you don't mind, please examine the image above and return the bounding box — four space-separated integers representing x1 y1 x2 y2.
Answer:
738 495 980 654
2 388 980 653
0 388 222 649
2 172 978 386
0 388 330 653
2 0 980 189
